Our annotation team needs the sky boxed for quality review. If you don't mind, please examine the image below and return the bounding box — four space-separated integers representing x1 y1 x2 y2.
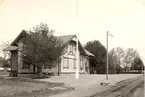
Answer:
0 0 145 63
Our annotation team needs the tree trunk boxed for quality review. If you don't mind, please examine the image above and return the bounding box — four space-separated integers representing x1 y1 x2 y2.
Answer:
33 64 36 73
37 65 43 76
58 58 60 76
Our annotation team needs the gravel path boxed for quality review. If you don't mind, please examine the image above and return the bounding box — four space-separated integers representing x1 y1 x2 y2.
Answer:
36 74 142 97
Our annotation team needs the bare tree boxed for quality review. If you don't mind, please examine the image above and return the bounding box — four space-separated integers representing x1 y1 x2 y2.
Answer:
123 48 140 71
0 41 11 59
109 47 125 73
109 47 140 72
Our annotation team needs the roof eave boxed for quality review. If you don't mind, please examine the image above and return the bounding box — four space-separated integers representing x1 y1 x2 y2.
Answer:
11 30 28 46
3 46 18 51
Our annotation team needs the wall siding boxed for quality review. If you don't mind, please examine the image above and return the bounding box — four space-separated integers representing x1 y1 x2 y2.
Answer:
11 51 18 71
18 40 33 73
60 40 89 74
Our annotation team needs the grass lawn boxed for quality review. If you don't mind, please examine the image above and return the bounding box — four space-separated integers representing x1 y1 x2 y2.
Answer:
0 71 9 76
0 77 74 97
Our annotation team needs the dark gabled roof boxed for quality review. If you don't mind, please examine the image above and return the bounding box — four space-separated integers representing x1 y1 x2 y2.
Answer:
56 35 94 56
56 34 86 54
3 46 18 51
11 30 29 46
56 35 76 45
9 30 94 56
11 30 76 46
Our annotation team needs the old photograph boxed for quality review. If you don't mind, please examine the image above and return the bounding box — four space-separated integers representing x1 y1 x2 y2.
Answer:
0 0 144 97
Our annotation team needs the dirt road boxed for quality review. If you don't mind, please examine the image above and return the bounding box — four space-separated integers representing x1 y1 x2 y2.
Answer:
91 75 144 97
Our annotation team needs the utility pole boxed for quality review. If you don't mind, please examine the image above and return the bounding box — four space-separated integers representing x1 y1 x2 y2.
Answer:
106 31 109 80
75 0 79 80
106 31 113 80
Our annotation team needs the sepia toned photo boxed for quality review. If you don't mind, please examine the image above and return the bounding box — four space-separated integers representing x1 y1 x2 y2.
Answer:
0 0 144 97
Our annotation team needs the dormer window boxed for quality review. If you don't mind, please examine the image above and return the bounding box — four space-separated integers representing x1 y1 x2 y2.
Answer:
70 43 73 53
67 41 76 55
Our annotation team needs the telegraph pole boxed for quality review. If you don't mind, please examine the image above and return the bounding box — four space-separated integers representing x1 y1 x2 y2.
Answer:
106 31 113 80
75 0 79 80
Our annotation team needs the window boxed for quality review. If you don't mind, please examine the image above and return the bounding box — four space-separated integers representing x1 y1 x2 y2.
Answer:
85 61 89 72
80 59 83 70
70 43 73 53
69 58 73 68
63 57 69 69
73 44 76 52
82 60 85 69
69 42 76 54
73 59 76 69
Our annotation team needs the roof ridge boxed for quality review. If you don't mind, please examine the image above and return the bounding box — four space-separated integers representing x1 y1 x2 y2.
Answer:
23 30 76 37
55 34 76 37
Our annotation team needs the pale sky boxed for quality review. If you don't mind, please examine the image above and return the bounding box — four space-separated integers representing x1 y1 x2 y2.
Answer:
0 0 145 63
